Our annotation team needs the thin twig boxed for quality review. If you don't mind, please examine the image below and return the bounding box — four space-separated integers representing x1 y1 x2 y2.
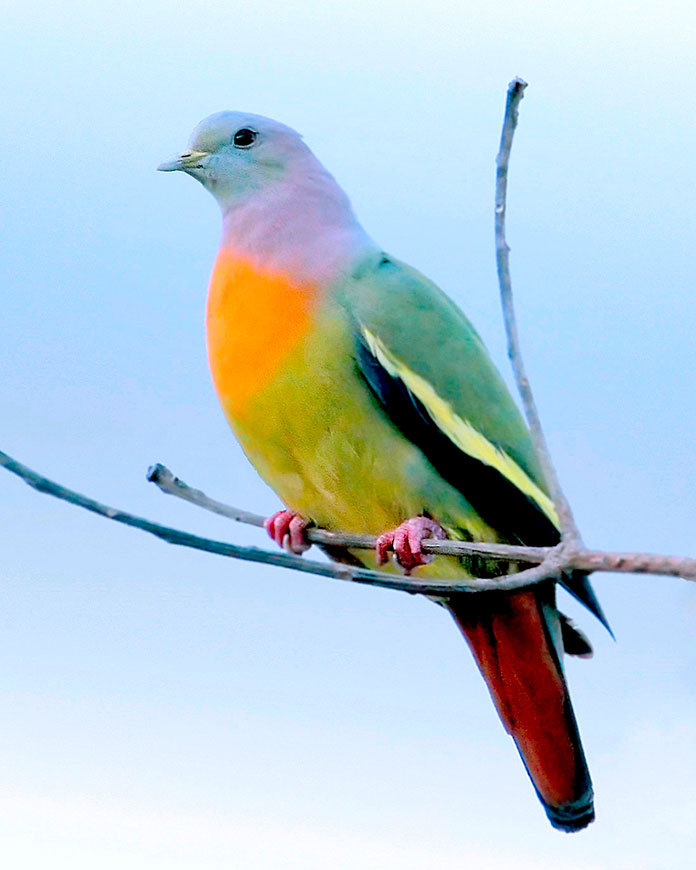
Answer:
145 463 696 580
146 463 550 564
495 78 581 548
3 449 695 582
0 449 561 595
565 550 696 580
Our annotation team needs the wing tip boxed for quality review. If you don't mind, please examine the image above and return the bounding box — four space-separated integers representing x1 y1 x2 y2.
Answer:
563 571 615 639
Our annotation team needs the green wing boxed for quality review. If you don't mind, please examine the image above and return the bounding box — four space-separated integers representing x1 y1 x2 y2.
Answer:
336 251 610 630
338 251 558 545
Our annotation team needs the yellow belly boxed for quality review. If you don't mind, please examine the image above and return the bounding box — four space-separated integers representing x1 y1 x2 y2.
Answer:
206 251 500 578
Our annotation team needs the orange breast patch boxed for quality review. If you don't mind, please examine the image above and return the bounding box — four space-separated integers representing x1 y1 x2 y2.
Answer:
206 249 319 418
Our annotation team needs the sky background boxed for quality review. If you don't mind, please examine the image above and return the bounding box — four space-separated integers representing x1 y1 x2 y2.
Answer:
1 0 695 866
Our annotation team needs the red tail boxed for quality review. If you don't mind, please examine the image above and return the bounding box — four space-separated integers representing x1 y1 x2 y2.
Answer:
448 587 594 832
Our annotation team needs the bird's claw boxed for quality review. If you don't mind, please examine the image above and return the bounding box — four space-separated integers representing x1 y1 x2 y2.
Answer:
264 509 311 555
376 516 447 574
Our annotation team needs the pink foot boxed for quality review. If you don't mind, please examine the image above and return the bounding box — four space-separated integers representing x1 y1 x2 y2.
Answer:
263 509 311 555
376 516 447 574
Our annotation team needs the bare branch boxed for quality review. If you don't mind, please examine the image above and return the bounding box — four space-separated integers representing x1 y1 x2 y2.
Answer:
0 449 561 595
495 78 581 548
4 449 695 584
145 463 696 581
146 463 550 565
567 550 696 580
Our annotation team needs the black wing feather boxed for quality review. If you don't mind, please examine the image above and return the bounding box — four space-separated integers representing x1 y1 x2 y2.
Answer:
355 329 559 546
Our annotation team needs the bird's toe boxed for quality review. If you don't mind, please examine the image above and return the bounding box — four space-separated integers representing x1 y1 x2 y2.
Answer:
264 509 311 554
377 516 446 573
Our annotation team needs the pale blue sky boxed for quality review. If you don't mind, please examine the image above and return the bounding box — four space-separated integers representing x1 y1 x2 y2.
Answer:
1 0 695 866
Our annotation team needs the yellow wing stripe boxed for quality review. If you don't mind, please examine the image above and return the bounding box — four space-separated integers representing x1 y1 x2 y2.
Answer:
361 328 559 528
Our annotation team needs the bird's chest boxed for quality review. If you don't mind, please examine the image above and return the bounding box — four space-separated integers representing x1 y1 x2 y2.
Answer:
206 249 322 417
206 252 366 517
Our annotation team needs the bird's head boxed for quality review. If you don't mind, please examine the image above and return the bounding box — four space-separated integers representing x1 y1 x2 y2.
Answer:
158 111 316 211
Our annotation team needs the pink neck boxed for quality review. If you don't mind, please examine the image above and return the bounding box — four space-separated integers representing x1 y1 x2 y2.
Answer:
220 177 373 284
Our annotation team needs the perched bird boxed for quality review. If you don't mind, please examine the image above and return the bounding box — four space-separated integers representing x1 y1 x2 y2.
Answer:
159 111 610 832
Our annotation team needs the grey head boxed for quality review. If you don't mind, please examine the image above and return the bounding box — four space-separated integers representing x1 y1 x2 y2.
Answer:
158 111 322 211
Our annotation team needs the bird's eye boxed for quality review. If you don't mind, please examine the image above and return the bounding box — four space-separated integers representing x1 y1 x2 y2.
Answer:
233 128 258 148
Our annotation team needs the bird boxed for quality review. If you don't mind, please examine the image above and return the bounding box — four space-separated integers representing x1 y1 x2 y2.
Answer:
158 111 610 832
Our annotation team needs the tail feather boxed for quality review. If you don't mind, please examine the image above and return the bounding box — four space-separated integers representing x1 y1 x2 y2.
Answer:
447 587 594 832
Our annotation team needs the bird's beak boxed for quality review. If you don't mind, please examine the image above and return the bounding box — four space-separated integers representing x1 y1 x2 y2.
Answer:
157 150 209 172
